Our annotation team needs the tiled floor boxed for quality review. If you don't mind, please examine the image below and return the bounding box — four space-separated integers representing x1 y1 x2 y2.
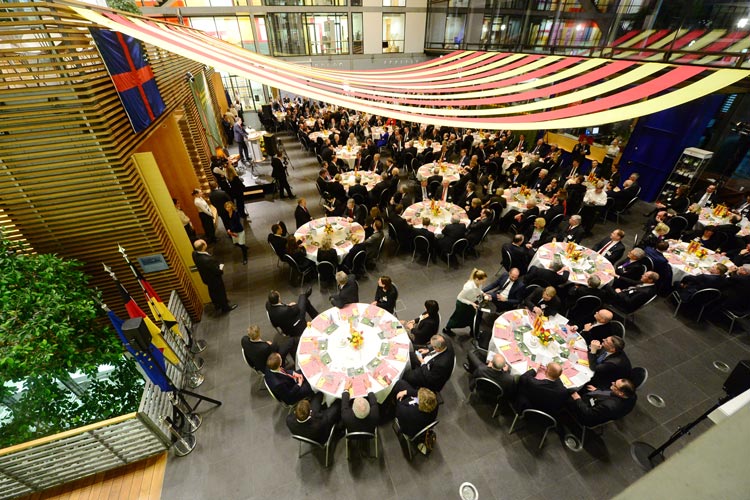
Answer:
161 132 750 500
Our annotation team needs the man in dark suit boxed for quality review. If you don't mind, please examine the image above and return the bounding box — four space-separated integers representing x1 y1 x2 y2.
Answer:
330 271 359 308
405 300 441 346
645 242 673 294
605 271 659 313
677 263 728 301
464 350 517 400
437 215 467 255
694 183 718 208
608 179 639 211
192 239 237 313
503 235 533 274
592 229 626 264
564 274 605 314
524 262 570 288
266 289 318 337
393 381 439 438
557 214 586 243
389 204 415 250
341 390 379 435
499 199 538 233
241 324 292 372
347 176 369 204
403 141 418 162
272 151 294 198
482 268 526 311
515 362 569 415
286 392 341 443
569 378 637 427
342 198 366 225
586 335 631 389
613 248 649 288
721 264 750 311
528 138 549 157
294 198 312 229
466 209 492 249
316 168 331 196
412 217 436 256
403 334 454 393
264 352 314 405
576 309 616 344
524 286 562 317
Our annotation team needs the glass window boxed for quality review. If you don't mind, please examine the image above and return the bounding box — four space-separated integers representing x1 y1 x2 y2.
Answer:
255 15 270 55
268 13 307 55
352 13 364 54
383 13 405 53
264 0 347 4
213 17 243 46
444 13 466 47
236 16 255 50
306 14 349 55
188 17 218 37
383 0 406 6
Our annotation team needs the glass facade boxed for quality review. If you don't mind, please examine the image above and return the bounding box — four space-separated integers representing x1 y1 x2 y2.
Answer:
268 13 349 55
383 13 406 53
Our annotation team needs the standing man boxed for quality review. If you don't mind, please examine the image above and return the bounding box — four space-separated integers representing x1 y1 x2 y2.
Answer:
233 117 250 164
192 239 237 314
192 188 216 244
272 150 294 199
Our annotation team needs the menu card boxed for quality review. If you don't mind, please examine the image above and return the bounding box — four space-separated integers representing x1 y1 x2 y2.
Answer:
298 339 317 355
339 303 358 319
316 372 346 394
311 314 333 332
373 362 399 387
504 348 525 364
349 373 371 396
493 325 513 340
299 357 326 378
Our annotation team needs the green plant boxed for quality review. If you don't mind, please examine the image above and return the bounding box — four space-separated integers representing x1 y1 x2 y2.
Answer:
0 232 143 448
106 0 142 15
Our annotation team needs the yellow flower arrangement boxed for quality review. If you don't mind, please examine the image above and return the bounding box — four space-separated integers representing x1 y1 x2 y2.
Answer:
348 321 364 349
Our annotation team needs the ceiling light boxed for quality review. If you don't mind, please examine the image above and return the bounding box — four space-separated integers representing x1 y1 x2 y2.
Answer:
738 18 748 28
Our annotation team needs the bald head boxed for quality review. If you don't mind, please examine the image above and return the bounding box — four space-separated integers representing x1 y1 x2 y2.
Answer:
546 363 562 380
490 354 507 371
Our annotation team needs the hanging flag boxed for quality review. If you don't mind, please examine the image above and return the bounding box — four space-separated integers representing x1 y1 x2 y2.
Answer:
89 27 166 134
113 278 180 366
106 307 173 392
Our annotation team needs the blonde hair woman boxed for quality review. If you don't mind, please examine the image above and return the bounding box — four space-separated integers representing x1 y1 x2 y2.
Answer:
443 268 489 337
224 201 248 264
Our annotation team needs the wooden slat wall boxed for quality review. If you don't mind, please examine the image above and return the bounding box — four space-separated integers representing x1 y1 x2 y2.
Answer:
0 2 233 320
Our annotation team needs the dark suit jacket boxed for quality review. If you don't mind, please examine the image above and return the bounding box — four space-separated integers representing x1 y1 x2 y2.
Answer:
470 364 517 400
192 251 224 289
559 224 586 243
403 343 455 392
341 391 379 434
390 215 415 247
395 386 438 438
504 243 531 274
483 273 526 308
572 391 637 427
285 393 339 443
679 273 726 300
330 277 359 308
722 273 750 310
609 284 656 313
614 257 648 286
265 369 313 405
347 183 369 202
592 238 625 264
515 370 568 415
466 217 492 246
241 337 274 372
266 301 305 336
581 322 616 345
438 222 467 253
588 350 632 389
411 313 440 345
523 288 562 317
295 205 312 229
524 265 570 288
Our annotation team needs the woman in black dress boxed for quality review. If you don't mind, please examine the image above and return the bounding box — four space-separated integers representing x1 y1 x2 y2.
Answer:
372 275 398 313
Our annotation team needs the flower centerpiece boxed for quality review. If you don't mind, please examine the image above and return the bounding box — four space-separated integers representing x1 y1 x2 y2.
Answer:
429 199 442 216
323 217 334 235
696 247 708 259
348 320 364 350
687 240 700 254
712 204 728 217
518 186 531 197
531 314 553 346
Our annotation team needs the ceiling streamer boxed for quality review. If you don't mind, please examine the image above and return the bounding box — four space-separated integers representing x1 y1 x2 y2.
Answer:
71 5 750 131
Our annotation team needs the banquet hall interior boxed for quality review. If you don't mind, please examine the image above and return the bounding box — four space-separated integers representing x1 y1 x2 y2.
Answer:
2 1 750 500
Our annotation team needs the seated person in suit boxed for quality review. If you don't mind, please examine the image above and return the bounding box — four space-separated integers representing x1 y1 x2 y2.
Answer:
524 217 553 250
681 225 723 251
372 275 398 313
613 247 648 288
503 235 533 274
524 286 562 317
241 324 293 372
330 271 359 308
466 197 483 221
437 214 468 255
524 261 570 289
267 223 288 256
342 198 366 225
557 214 586 243
592 229 626 264
720 264 750 311
605 271 659 313
464 350 517 401
286 392 341 444
569 378 637 427
569 309 615 345
347 176 369 203
638 222 670 249
677 263 727 301
286 235 316 274
265 352 314 405
341 390 379 435
363 219 385 264
564 274 604 311
403 299 440 345
393 381 439 438
294 198 312 229
316 237 339 269
403 334 455 393
466 209 493 249
586 335 631 389
515 362 569 415
266 289 318 337
482 267 526 311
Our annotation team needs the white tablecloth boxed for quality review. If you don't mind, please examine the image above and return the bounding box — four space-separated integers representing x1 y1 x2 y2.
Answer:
699 207 750 236
294 217 365 263
403 200 470 236
488 309 593 388
414 141 443 155
501 151 535 170
335 146 361 169
503 188 550 217
417 162 462 184
339 170 381 192
663 239 733 284
530 242 616 286
297 303 411 404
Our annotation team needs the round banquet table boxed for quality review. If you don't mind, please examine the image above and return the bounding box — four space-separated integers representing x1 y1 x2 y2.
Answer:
502 187 550 217
414 141 443 155
530 242 616 286
501 151 535 170
371 126 392 140
488 309 593 389
339 170 381 192
335 146 361 169
403 200 470 236
308 129 339 143
416 162 462 184
273 111 287 122
294 217 365 263
297 303 411 405
304 118 316 128
663 239 733 284
699 207 750 237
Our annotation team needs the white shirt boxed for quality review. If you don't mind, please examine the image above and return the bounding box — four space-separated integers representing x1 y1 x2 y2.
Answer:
498 278 514 300
697 191 712 208
194 196 212 216
584 189 608 206
457 279 483 306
